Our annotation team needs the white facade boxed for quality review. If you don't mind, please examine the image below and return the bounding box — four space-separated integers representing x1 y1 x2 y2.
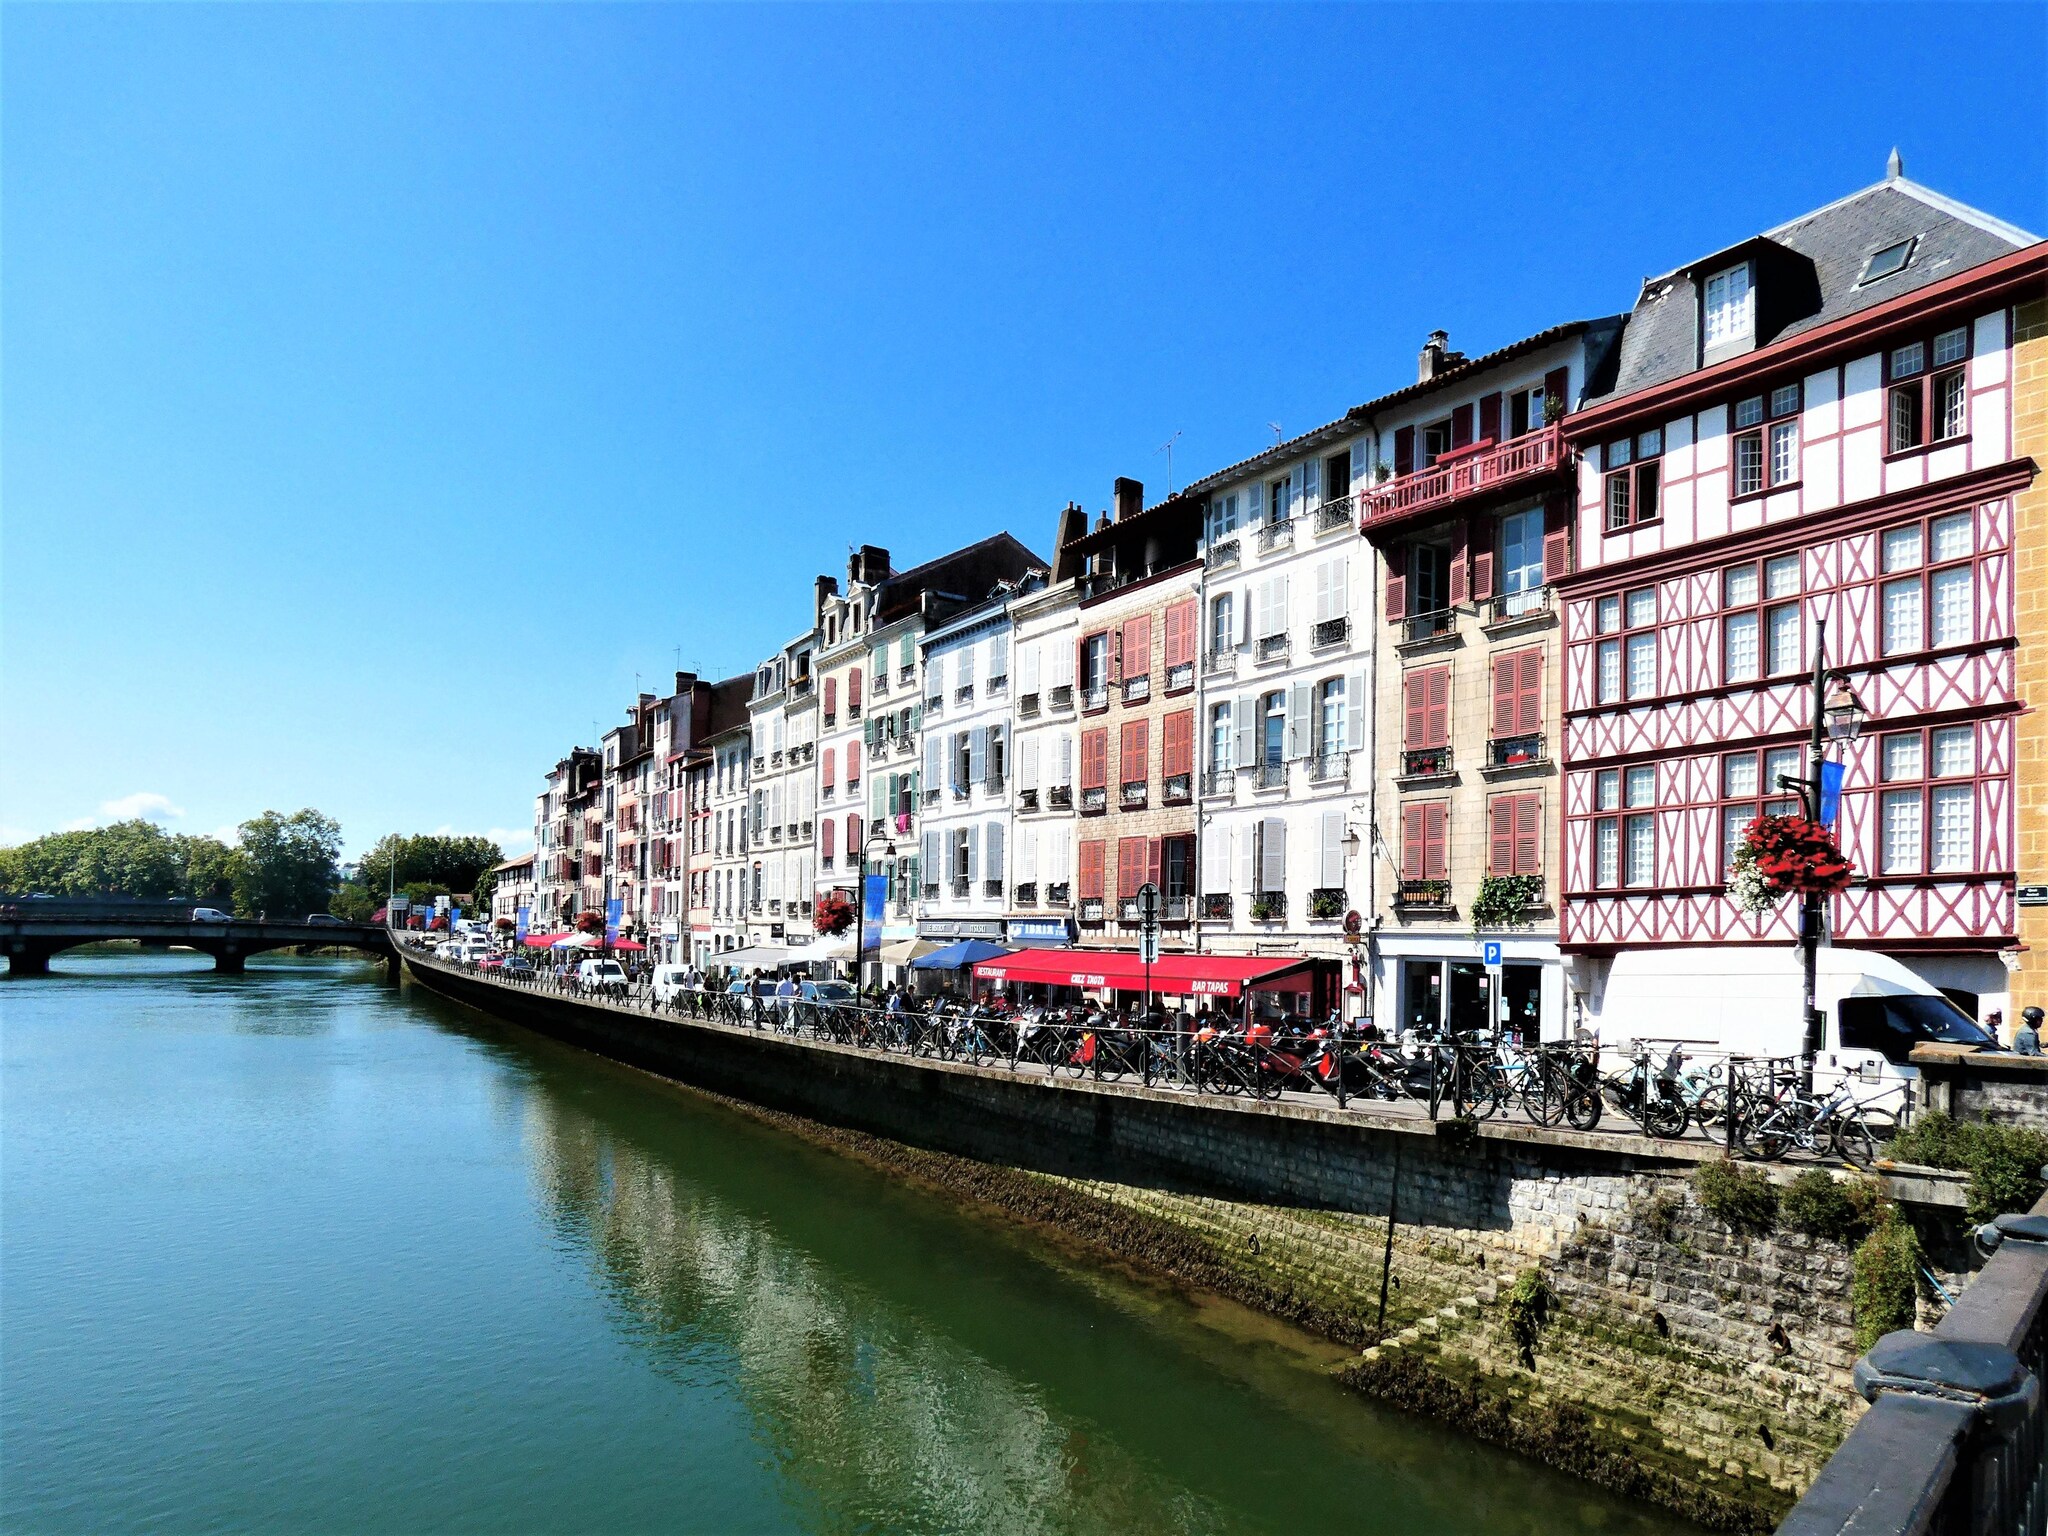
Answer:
1007 581 1080 945
744 637 817 946
917 600 1021 943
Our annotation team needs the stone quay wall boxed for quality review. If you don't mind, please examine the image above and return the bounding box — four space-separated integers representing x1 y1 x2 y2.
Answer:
404 952 1881 1530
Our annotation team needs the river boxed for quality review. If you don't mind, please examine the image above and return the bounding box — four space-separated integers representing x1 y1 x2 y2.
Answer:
3 952 1699 1534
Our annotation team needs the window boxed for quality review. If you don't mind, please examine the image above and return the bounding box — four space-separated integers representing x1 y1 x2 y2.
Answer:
1210 704 1232 771
1080 633 1109 705
1498 508 1545 614
1422 421 1452 469
1206 490 1240 544
1210 594 1234 658
1731 384 1800 497
1880 510 1976 654
1401 803 1448 882
1703 262 1754 349
1887 327 1970 453
1603 431 1663 530
1716 748 1802 876
1859 237 1916 286
1490 647 1543 754
1487 793 1541 876
1723 553 1802 679
1508 384 1547 438
1262 691 1286 766
1875 724 1980 877
1318 678 1346 755
1403 666 1450 749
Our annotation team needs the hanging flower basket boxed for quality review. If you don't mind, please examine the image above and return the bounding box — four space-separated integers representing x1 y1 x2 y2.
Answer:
814 889 855 935
1726 813 1853 915
575 909 606 935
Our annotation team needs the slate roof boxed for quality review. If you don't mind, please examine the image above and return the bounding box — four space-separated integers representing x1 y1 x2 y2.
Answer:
1592 172 2038 402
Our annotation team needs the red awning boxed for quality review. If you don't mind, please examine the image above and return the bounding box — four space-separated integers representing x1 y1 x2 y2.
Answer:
522 931 568 948
609 938 647 952
972 948 1318 999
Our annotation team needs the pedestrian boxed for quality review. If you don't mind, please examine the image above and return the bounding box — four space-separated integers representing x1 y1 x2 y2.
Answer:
2016 1006 2043 1057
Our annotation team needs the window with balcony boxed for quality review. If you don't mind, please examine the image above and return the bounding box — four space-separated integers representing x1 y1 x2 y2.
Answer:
1887 327 1971 455
1403 544 1452 640
1493 507 1547 619
1401 665 1451 777
1487 792 1541 880
1398 802 1448 908
1488 648 1543 765
1079 727 1108 813
1162 709 1193 804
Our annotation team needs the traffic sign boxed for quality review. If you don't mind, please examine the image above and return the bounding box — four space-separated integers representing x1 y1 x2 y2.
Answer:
1139 928 1160 965
1482 940 1503 968
1137 882 1160 931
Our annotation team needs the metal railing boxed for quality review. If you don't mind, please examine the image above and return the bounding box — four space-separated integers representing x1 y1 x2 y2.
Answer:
1777 1191 2048 1536
1314 495 1355 534
1205 538 1240 571
1204 648 1237 678
1255 762 1286 790
1256 633 1290 663
1360 424 1566 530
1256 518 1294 553
1487 733 1545 769
1120 781 1147 808
1080 786 1107 813
1122 675 1151 705
1404 608 1457 643
1048 684 1074 711
1486 586 1553 625
1401 746 1454 778
1395 878 1451 909
1312 617 1350 650
1165 662 1194 693
1310 751 1349 785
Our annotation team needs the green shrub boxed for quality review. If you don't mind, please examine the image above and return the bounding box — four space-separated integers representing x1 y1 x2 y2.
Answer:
1887 1111 2048 1222
1694 1159 1779 1236
1502 1266 1554 1368
1851 1213 1922 1353
1779 1171 1886 1244
1637 1187 1685 1243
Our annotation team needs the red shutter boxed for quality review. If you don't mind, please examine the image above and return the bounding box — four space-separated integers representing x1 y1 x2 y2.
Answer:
1543 495 1572 581
848 668 862 709
1160 602 1181 672
1479 392 1502 445
1449 521 1469 607
1451 404 1475 449
1423 803 1448 880
1163 710 1193 777
1470 515 1494 600
1079 839 1105 900
821 817 836 860
1117 837 1142 899
1122 615 1151 676
1517 650 1545 736
822 747 836 789
1424 666 1449 748
1491 654 1517 738
1145 837 1164 892
823 678 837 716
848 813 862 851
1402 805 1425 878
1514 794 1541 875
1385 551 1408 621
1077 637 1089 693
1120 719 1147 784
847 742 861 782
1080 728 1107 790
1394 426 1416 476
1543 367 1570 419
1164 598 1196 668
1403 672 1428 748
1488 798 1515 876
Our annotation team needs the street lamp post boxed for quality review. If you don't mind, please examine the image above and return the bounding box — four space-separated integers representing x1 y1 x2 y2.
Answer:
1774 636 1866 1095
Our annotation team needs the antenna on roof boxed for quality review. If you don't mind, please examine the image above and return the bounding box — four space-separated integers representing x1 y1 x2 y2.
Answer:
1268 422 1283 444
1887 146 1903 179
1156 430 1182 493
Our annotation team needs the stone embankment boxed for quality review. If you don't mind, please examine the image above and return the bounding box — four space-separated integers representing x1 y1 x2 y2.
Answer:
403 949 1954 1531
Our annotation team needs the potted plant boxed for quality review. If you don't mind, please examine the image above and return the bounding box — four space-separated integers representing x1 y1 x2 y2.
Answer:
1308 888 1345 921
1542 392 1566 426
1250 893 1283 922
1726 813 1854 916
1373 461 1394 484
814 889 855 935
1470 874 1543 929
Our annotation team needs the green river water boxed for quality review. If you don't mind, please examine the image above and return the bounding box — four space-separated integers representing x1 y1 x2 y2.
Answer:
1 952 1700 1534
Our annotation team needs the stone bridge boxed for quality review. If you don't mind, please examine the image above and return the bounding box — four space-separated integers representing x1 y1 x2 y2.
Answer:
1 906 395 976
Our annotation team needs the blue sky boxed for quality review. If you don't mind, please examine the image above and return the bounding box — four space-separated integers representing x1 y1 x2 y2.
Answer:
5 3 2043 859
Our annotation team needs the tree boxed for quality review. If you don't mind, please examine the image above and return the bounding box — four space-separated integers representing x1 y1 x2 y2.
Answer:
0 820 227 901
472 865 499 915
328 881 378 924
175 835 241 906
232 809 342 919
357 833 503 901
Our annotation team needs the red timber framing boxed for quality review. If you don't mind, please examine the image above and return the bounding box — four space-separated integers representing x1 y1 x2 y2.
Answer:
1556 274 2039 962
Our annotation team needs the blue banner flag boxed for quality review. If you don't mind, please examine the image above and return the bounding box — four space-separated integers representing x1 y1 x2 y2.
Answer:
1819 760 1845 827
515 905 530 941
605 897 623 942
861 875 888 953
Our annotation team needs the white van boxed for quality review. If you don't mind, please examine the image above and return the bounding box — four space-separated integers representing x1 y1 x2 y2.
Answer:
1587 947 1997 1094
576 959 628 995
650 965 692 1007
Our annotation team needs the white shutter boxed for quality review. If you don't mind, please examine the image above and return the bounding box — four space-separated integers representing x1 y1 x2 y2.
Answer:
1245 480 1264 525
1260 817 1287 892
1234 694 1257 767
1350 439 1367 487
969 726 987 784
1286 683 1312 760
1049 827 1070 883
1233 586 1251 646
1238 818 1257 892
1056 733 1073 787
986 822 1004 882
966 825 980 882
989 633 1009 682
1018 827 1038 883
925 733 942 787
1346 670 1367 751
1019 736 1040 791
1320 810 1345 889
1301 457 1320 508
923 828 940 878
1314 561 1337 624
1019 643 1040 694
1202 825 1229 894
1052 641 1074 688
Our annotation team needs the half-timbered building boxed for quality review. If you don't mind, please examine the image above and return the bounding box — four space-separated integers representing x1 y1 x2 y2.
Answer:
1556 158 2045 1027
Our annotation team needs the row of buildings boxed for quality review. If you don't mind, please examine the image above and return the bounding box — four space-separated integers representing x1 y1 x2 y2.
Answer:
493 156 2048 1039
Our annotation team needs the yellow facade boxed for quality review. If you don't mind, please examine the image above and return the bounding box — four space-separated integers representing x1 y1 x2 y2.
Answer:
2012 296 2048 1028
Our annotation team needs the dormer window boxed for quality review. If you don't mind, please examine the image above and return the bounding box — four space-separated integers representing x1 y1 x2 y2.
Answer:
1703 262 1754 349
1859 237 1916 287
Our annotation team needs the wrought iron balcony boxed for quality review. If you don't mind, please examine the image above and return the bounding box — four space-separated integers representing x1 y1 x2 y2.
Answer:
898 665 915 685
770 750 784 767
1047 786 1073 810
956 685 974 705
846 703 862 720
1395 879 1452 910
1120 781 1147 809
1256 633 1290 663
925 694 944 715
1249 892 1285 921
1256 518 1294 553
1205 537 1240 571
1046 881 1070 907
1017 788 1039 811
1018 692 1040 719
1080 685 1108 712
1308 888 1347 921
1117 897 1141 923
984 879 1003 898
1080 786 1107 813
1200 768 1232 797
1314 495 1355 534
1309 751 1349 785
1078 898 1105 924
895 736 914 757
922 883 940 900
1255 762 1287 790
1163 772 1192 805
1311 617 1350 651
1202 892 1232 921
1360 426 1569 532
1204 648 1237 678
923 786 941 807
871 672 890 697
1485 586 1553 626
1401 746 1454 778
1048 684 1074 711
985 771 1004 795
1486 733 1546 769
1403 608 1457 644
987 675 1007 698
952 877 971 898
1012 882 1037 908
1122 675 1151 705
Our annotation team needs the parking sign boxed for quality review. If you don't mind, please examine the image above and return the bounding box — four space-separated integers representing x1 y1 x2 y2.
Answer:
1482 940 1503 968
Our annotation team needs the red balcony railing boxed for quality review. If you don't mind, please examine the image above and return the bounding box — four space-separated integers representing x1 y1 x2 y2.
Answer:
1359 426 1568 531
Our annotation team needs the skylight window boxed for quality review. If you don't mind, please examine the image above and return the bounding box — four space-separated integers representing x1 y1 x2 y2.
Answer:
1859 237 1917 286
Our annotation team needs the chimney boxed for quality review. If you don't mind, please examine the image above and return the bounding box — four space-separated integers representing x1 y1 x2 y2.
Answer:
849 545 890 586
1418 330 1452 383
1114 476 1144 522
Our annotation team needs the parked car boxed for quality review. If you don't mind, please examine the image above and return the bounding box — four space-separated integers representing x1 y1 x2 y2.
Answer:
577 959 629 996
650 965 693 1007
304 913 344 927
191 908 233 923
799 980 856 1004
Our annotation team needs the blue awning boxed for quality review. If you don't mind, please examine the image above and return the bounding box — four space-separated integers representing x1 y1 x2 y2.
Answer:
911 939 1011 971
